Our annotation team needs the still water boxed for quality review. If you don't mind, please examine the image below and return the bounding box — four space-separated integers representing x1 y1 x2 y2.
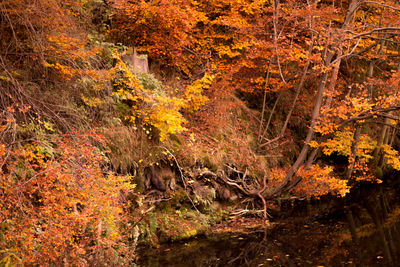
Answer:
137 182 400 266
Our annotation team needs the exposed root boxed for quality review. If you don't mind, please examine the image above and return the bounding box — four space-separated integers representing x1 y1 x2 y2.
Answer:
199 167 270 219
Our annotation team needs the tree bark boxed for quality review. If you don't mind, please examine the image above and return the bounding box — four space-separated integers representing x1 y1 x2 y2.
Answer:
257 62 272 143
346 125 361 179
279 34 315 138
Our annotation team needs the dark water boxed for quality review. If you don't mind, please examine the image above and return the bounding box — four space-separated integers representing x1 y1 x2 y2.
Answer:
137 182 400 267
137 217 400 266
137 231 296 267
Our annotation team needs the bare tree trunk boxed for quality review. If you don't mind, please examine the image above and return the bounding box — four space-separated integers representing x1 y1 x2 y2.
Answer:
258 0 283 144
261 91 282 141
259 7 315 149
373 112 392 167
304 147 319 170
286 147 320 192
367 60 375 99
257 62 272 143
324 49 342 109
374 118 389 158
346 125 362 179
279 34 315 138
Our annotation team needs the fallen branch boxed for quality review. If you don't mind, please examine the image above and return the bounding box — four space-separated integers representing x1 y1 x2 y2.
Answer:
230 209 264 216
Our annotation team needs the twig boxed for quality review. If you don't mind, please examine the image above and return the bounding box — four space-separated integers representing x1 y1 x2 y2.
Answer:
230 209 264 216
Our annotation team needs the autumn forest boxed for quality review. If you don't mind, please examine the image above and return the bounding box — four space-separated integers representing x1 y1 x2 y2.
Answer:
1 0 400 266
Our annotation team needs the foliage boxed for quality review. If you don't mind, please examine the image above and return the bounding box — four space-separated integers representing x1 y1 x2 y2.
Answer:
183 73 212 112
111 53 189 141
269 165 349 199
295 165 349 199
0 130 133 265
110 0 396 198
381 144 400 171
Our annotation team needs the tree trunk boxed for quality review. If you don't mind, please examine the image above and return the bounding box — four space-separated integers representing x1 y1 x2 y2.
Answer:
346 125 361 179
373 112 392 167
257 62 272 143
279 34 315 138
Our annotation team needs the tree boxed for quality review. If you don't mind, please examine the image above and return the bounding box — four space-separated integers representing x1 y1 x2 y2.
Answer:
271 0 400 197
110 0 400 200
0 130 133 265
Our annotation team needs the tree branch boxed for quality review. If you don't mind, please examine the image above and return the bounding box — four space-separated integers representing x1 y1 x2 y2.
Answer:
361 1 400 12
345 27 400 39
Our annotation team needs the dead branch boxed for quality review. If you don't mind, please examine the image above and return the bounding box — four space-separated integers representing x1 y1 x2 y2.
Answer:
345 27 400 40
230 209 265 216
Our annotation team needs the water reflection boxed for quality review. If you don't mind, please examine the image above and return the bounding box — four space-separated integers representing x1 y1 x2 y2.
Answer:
137 182 400 267
137 218 400 266
137 231 295 267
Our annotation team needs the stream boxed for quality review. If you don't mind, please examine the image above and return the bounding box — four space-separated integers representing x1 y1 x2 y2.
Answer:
137 179 400 266
137 220 400 266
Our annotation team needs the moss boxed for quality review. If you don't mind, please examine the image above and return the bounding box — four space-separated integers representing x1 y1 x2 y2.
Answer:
201 154 219 172
134 172 145 193
171 229 198 241
135 72 163 94
168 134 183 146
374 167 383 179
137 202 226 245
